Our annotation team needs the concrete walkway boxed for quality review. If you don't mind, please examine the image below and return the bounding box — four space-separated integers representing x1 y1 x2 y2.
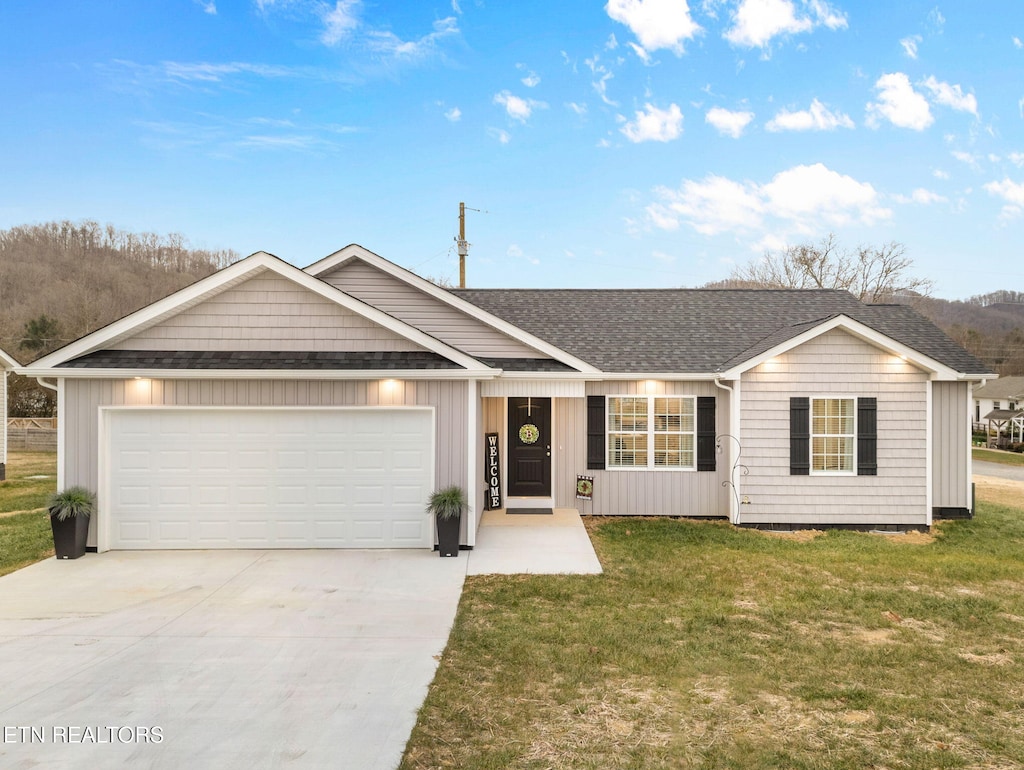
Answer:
467 508 603 576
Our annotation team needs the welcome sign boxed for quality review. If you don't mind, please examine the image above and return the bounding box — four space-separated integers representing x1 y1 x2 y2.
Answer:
485 432 502 510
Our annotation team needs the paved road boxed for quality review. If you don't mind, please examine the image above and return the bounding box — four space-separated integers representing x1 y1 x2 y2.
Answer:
974 459 1024 483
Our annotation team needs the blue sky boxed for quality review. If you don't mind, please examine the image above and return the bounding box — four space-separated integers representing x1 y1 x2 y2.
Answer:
1 1 1021 298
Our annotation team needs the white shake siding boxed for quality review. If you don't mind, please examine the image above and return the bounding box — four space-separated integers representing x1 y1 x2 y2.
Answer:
110 274 423 353
932 381 970 510
578 381 729 516
320 261 544 358
64 378 468 548
740 329 929 526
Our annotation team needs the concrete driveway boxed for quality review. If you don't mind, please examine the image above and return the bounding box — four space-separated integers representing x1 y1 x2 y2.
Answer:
975 459 1024 483
0 550 466 769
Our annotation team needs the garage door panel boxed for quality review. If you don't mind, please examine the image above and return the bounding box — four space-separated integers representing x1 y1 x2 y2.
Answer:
106 409 434 549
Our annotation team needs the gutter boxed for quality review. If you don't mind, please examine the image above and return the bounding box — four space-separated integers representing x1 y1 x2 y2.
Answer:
713 376 740 525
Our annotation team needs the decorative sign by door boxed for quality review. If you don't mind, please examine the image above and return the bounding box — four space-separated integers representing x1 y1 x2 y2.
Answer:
576 475 594 501
485 432 502 510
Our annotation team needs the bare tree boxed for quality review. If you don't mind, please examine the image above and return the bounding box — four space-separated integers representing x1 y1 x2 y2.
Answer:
727 234 934 303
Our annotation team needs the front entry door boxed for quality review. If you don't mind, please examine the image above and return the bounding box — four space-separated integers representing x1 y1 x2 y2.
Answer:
507 397 552 497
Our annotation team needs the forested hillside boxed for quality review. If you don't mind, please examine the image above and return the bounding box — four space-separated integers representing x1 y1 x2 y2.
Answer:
913 294 1024 376
0 220 237 358
0 220 238 415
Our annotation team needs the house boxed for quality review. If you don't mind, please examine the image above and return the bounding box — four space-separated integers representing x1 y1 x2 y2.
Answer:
0 347 19 481
15 245 994 551
974 376 1024 445
973 376 1024 422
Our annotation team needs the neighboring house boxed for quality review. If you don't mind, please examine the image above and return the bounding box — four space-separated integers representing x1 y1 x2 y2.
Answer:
15 245 994 552
0 347 20 481
974 376 1024 445
973 375 1024 424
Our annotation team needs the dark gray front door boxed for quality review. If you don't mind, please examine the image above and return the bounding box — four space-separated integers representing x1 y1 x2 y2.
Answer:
507 397 551 497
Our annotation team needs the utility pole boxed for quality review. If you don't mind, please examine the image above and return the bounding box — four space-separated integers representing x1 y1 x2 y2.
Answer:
457 201 468 289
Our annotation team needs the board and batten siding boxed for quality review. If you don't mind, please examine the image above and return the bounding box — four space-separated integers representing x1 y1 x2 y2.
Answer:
740 328 929 526
320 260 544 359
481 388 728 515
110 274 424 353
932 381 970 510
64 378 468 548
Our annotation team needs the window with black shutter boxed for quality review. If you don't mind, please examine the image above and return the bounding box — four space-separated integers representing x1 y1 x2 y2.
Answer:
586 395 605 470
696 396 716 471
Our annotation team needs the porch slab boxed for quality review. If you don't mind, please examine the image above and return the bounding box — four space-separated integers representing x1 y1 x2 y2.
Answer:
467 508 603 575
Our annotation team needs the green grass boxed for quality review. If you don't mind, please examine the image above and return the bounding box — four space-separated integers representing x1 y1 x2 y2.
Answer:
0 451 57 575
973 447 1024 466
403 489 1024 769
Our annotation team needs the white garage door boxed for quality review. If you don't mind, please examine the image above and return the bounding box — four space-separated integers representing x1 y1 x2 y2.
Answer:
104 408 434 550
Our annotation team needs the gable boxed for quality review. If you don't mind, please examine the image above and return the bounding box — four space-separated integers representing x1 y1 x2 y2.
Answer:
109 272 426 353
319 258 548 359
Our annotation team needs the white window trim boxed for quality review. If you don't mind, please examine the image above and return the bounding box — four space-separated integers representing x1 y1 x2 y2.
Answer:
606 394 697 472
810 395 858 476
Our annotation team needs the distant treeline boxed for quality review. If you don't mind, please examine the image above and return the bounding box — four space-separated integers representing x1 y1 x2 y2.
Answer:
0 219 237 356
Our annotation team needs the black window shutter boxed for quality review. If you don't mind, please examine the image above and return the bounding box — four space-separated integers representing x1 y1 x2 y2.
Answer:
857 397 877 476
790 397 810 475
696 396 716 471
586 395 606 470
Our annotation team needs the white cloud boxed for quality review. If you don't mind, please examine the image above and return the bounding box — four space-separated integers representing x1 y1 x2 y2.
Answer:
567 102 588 115
766 98 853 131
1009 152 1024 167
451 0 461 13
648 175 764 234
900 34 921 59
895 188 947 204
320 0 360 46
195 0 217 14
507 244 539 265
444 107 461 122
952 150 980 169
724 0 845 49
494 90 547 122
620 103 684 142
985 178 1024 206
517 63 540 87
488 127 511 144
585 56 618 106
866 72 933 130
647 162 891 236
725 0 810 47
1015 36 1023 49
933 168 950 179
605 0 702 55
628 42 652 63
366 16 458 58
705 107 754 138
921 76 979 116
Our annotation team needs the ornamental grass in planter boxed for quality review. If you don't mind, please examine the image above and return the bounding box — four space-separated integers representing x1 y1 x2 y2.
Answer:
47 487 95 560
427 486 466 558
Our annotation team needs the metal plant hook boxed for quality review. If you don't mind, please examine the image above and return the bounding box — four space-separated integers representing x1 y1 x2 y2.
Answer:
715 433 749 513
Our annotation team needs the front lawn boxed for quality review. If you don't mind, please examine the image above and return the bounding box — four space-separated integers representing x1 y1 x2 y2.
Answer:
403 483 1024 769
973 447 1024 467
0 451 57 575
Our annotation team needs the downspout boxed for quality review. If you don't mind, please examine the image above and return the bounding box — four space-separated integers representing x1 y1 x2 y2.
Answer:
714 376 739 524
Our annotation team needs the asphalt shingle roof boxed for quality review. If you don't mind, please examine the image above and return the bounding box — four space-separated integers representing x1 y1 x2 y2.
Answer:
974 376 1024 399
451 288 992 375
60 350 463 370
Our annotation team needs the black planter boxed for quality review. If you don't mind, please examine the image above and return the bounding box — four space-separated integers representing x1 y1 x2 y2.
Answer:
436 514 461 557
50 514 90 560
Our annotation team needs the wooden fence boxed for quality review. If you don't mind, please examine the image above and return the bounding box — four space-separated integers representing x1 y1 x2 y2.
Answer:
5 419 57 451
